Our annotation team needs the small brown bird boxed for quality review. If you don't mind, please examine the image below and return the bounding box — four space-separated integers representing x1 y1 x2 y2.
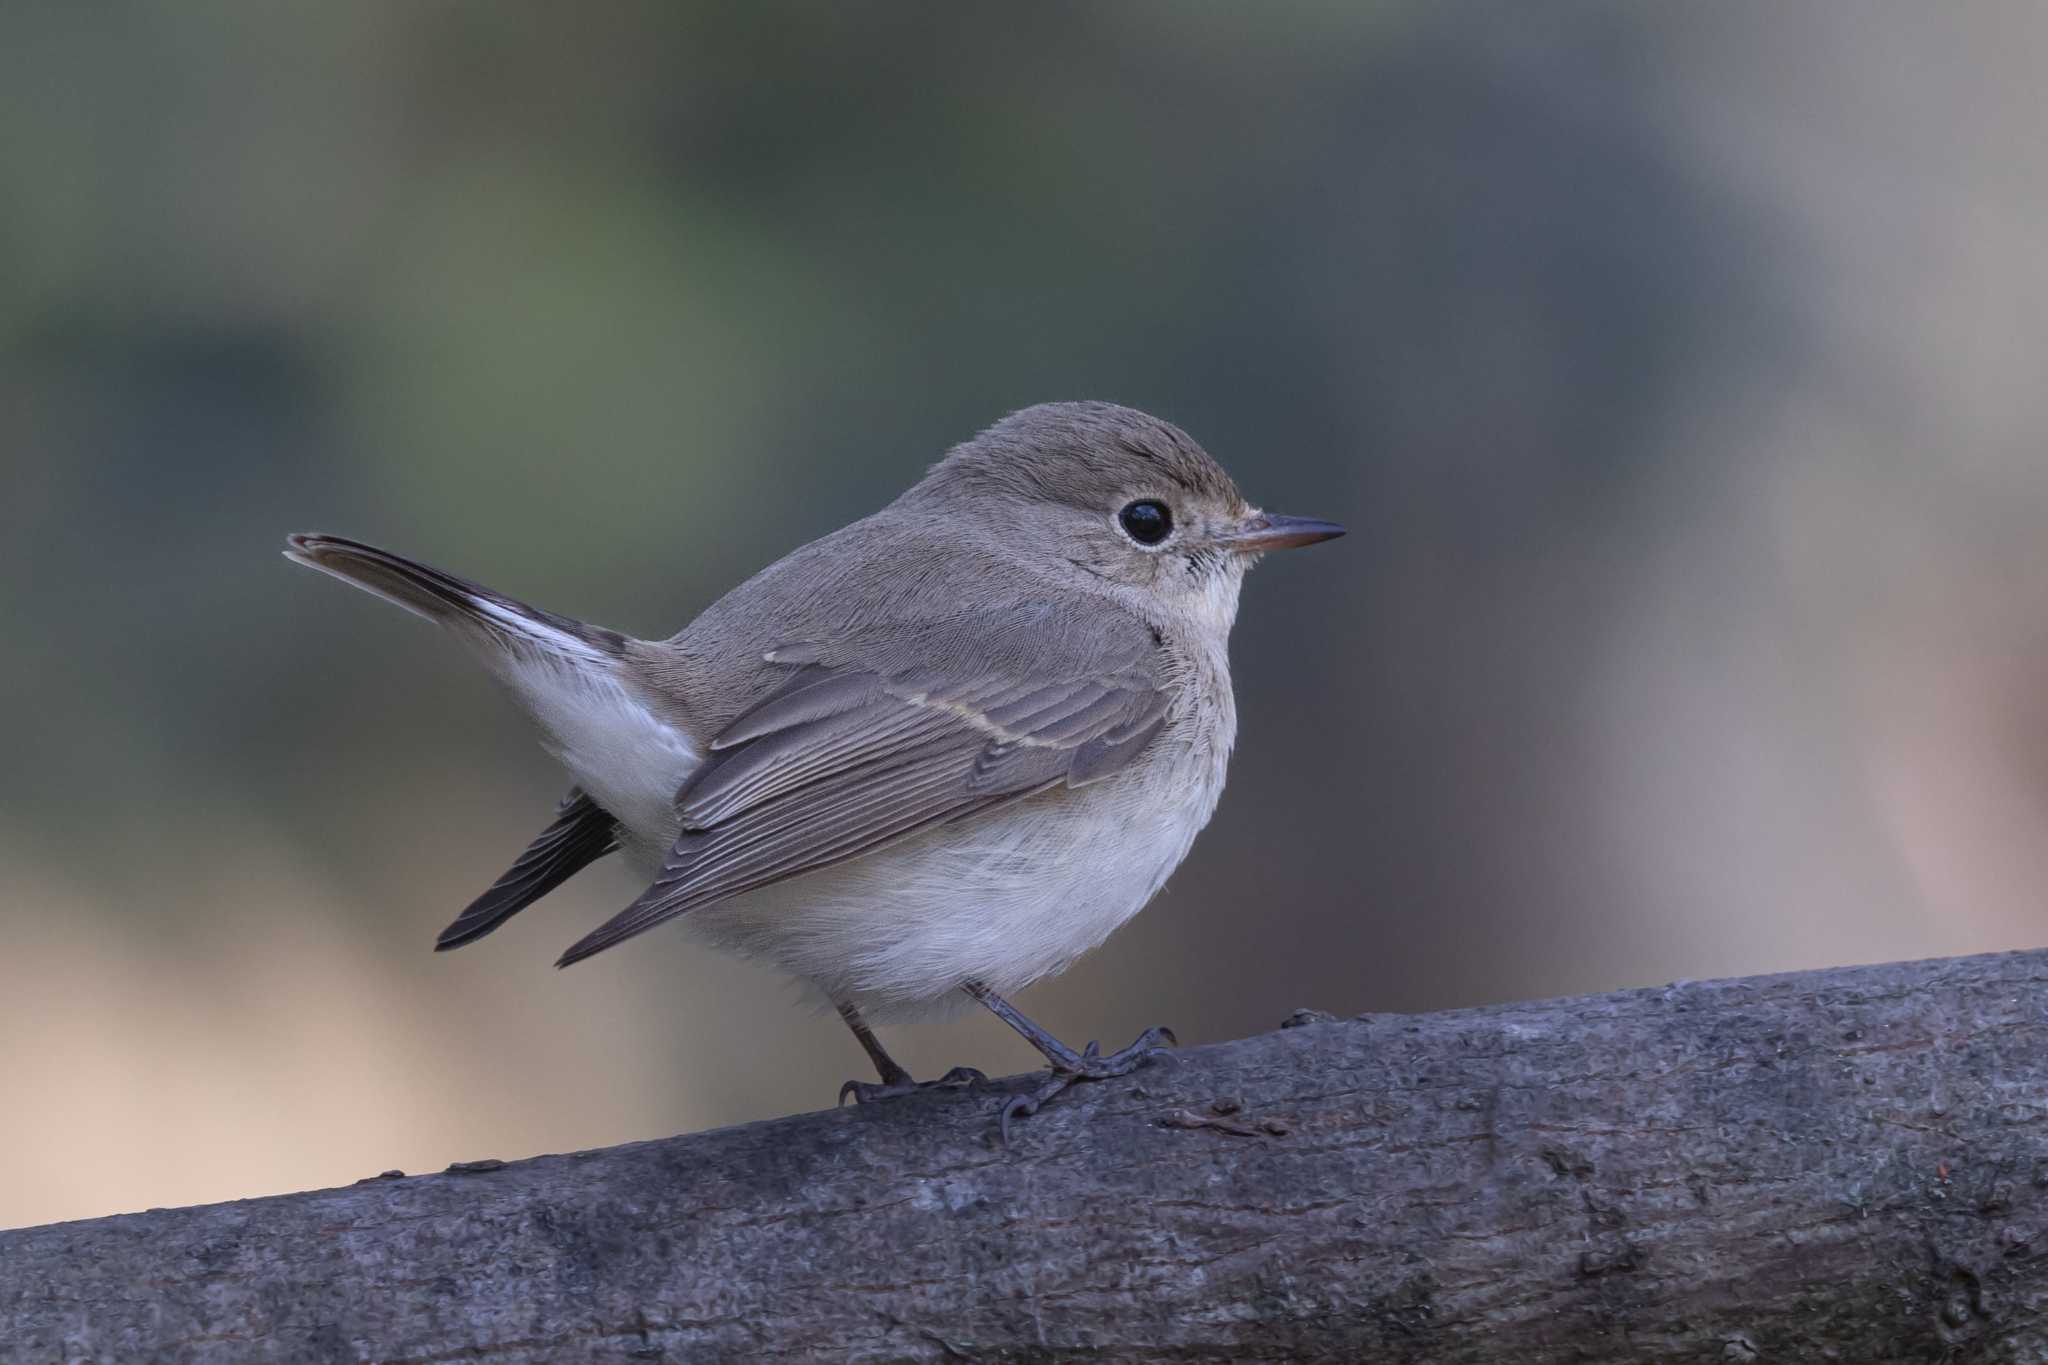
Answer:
288 402 1342 1133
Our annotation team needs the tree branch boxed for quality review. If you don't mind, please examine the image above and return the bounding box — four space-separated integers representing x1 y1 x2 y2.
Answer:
8 949 2048 1362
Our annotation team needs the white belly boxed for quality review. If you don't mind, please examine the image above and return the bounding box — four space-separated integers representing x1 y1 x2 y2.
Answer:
676 731 1230 1021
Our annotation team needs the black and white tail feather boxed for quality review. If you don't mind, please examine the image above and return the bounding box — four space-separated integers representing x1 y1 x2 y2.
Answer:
283 534 626 662
283 534 697 949
433 788 619 949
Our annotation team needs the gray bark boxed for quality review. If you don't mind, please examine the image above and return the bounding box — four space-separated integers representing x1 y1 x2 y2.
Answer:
6 949 2048 1363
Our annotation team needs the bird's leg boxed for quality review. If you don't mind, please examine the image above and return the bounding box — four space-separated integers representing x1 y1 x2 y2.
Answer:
962 980 1177 1139
842 1000 914 1087
834 1000 985 1105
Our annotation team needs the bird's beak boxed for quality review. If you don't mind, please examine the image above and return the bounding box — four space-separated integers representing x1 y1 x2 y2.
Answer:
1217 511 1347 552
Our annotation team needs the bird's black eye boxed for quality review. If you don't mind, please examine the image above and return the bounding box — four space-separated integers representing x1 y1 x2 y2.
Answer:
1118 499 1173 546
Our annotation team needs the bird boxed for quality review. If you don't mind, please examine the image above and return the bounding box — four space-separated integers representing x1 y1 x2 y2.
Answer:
286 401 1343 1134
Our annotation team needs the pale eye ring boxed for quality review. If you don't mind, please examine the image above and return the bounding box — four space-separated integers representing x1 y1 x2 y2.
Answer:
1118 499 1173 546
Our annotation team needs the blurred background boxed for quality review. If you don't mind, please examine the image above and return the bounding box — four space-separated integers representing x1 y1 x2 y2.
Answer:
5 1 2047 1230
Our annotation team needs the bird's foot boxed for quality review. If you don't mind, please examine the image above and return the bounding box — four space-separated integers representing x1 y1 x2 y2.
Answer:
1000 1025 1177 1142
838 1066 986 1106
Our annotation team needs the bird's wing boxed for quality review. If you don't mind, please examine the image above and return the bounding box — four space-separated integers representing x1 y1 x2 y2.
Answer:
555 610 1169 966
437 789 619 950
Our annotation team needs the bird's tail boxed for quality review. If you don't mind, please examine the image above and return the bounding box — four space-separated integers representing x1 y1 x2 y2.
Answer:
283 533 627 667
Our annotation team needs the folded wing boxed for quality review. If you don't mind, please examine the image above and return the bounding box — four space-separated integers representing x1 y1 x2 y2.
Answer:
555 616 1169 967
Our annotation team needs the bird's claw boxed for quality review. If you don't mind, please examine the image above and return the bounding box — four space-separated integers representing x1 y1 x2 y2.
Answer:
838 1066 986 1106
997 1024 1179 1143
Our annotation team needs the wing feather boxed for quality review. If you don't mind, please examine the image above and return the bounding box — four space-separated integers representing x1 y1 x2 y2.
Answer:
709 666 884 749
682 703 956 826
557 617 1173 967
